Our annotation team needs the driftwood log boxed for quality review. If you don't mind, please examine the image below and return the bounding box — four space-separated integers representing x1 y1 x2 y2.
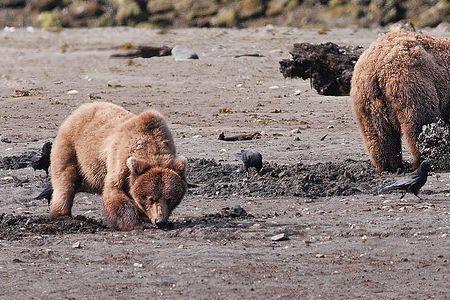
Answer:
279 42 364 96
218 132 261 141
111 45 172 58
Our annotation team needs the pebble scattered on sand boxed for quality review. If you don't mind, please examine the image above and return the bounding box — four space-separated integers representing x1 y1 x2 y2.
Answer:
107 80 124 88
71 241 81 249
172 45 199 61
67 90 79 95
271 233 289 241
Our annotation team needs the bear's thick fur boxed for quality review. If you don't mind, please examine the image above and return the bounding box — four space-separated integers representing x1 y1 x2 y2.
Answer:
351 31 450 172
49 102 187 231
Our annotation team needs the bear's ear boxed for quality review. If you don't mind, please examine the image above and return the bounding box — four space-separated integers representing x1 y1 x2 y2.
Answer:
126 157 150 176
171 156 186 179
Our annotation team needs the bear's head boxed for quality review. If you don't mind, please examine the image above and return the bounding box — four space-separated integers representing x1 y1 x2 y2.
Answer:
126 156 187 228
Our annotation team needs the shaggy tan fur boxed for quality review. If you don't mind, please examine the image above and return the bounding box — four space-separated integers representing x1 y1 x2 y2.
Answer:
351 31 450 172
50 102 187 231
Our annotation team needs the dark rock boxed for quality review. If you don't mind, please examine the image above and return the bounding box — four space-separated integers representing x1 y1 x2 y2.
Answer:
147 0 175 14
418 119 450 171
185 0 218 25
68 1 103 19
414 0 450 28
0 0 26 8
27 0 62 12
368 0 405 26
148 11 177 27
37 10 65 28
266 0 291 17
210 7 237 27
113 0 147 25
237 0 265 19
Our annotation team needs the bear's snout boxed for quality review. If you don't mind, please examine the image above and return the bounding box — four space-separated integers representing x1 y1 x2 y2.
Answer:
146 202 169 228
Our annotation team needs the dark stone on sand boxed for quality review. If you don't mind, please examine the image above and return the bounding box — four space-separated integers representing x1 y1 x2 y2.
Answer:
418 119 450 171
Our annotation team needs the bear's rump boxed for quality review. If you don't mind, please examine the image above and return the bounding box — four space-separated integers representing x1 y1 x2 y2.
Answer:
61 102 134 192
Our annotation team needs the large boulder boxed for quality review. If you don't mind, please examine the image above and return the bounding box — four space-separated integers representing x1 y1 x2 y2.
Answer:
414 0 450 28
237 0 265 19
27 0 62 12
112 0 147 25
211 7 238 27
0 0 26 8
147 0 175 14
68 1 102 19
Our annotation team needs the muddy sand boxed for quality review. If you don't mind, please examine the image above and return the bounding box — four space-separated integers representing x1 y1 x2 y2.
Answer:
0 27 449 299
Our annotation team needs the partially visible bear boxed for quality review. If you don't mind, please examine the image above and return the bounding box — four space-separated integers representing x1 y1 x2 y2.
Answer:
351 31 450 173
49 102 187 231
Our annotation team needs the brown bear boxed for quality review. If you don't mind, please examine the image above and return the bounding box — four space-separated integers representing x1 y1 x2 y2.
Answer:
351 31 450 173
49 102 187 231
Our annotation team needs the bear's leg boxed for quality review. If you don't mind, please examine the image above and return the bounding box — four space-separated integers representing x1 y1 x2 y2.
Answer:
367 124 402 173
402 122 422 170
355 105 402 172
400 92 440 169
49 144 79 218
103 186 140 231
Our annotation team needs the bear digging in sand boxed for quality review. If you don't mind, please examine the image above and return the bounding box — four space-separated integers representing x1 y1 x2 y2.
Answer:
351 31 450 173
49 102 187 231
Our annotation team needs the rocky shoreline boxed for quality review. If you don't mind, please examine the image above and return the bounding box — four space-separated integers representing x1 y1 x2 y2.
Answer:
1 0 449 29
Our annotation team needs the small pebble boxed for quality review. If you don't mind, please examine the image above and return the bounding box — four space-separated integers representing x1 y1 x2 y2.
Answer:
172 45 199 61
71 241 81 249
271 233 289 241
107 80 124 88
67 90 79 95
133 263 143 268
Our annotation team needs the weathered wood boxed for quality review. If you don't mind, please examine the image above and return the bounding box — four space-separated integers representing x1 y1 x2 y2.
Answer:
110 45 172 58
218 132 261 141
279 42 364 96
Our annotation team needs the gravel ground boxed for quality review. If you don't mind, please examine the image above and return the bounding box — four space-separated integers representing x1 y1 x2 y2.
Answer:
0 26 449 299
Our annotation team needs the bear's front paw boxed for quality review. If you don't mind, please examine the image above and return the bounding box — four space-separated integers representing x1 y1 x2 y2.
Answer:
105 198 141 231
